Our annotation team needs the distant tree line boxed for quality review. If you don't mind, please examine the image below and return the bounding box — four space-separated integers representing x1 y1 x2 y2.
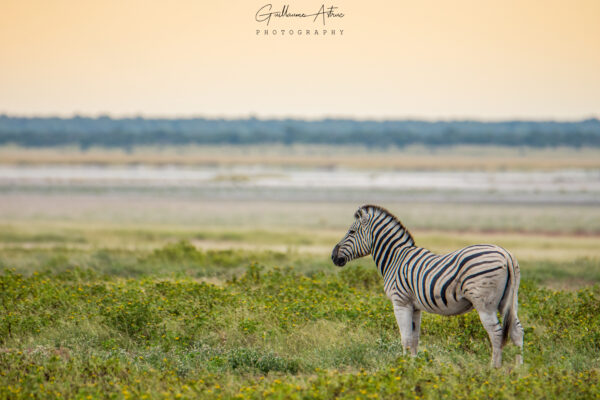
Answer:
0 115 599 148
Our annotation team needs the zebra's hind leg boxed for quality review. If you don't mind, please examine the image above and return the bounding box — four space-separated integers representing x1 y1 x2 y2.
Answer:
392 302 414 356
411 310 422 357
477 309 503 368
510 315 524 365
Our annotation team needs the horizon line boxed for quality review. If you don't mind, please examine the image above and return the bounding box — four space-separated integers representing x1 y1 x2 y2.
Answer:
1 112 599 123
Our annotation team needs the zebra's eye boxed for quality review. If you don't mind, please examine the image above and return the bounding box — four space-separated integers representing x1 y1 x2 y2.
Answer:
348 230 356 235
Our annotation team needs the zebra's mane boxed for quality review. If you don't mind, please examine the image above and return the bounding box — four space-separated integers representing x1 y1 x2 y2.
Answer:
358 204 416 245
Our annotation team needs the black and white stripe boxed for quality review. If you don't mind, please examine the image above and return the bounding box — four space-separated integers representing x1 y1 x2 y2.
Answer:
331 204 524 367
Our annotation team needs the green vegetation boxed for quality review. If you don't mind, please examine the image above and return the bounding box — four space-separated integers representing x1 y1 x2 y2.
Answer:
1 186 599 398
1 115 600 148
2 240 600 287
1 257 599 399
1 236 600 399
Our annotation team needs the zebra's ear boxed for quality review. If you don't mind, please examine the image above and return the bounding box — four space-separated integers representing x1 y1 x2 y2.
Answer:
356 207 369 225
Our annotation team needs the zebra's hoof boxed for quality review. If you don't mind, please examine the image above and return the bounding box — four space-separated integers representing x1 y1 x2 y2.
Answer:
515 354 523 365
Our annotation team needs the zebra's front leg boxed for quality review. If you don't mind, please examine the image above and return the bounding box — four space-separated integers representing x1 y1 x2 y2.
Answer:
392 302 414 356
411 310 422 356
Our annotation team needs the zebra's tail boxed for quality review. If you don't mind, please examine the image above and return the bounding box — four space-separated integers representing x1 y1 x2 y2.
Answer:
500 253 520 347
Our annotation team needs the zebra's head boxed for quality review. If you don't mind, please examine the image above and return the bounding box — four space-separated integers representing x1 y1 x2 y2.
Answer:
331 206 373 267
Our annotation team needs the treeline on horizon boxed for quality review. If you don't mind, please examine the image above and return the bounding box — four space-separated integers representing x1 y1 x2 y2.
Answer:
1 115 599 148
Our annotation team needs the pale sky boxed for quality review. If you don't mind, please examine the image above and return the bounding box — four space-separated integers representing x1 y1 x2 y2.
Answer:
0 0 599 119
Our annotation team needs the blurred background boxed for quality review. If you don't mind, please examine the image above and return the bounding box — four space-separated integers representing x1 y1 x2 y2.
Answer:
1 0 599 287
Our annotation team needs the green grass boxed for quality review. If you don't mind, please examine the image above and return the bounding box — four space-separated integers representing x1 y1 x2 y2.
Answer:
1 203 599 399
522 258 600 289
2 240 600 286
1 261 599 399
0 243 332 280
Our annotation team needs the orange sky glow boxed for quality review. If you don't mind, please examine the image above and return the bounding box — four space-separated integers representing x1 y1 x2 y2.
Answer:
0 0 599 119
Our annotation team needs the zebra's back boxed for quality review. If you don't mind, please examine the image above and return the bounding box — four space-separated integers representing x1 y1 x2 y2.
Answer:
388 244 514 316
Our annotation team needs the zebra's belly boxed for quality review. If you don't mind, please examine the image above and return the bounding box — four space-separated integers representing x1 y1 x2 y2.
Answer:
414 296 473 316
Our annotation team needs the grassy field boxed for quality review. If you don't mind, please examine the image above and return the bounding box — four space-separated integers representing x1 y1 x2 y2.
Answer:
1 144 599 398
1 198 600 399
1 261 599 399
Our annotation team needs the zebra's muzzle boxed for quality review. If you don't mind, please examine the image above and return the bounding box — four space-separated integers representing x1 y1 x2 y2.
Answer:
331 245 347 267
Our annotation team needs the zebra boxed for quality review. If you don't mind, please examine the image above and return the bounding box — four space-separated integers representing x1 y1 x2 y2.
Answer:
331 204 524 367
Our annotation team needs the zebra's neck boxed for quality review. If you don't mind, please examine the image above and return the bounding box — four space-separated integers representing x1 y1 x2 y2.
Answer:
369 211 415 276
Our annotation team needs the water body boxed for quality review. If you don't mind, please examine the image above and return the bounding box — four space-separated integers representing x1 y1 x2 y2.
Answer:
1 165 599 204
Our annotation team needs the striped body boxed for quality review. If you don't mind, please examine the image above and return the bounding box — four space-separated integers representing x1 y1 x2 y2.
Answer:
380 244 514 316
332 205 524 367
